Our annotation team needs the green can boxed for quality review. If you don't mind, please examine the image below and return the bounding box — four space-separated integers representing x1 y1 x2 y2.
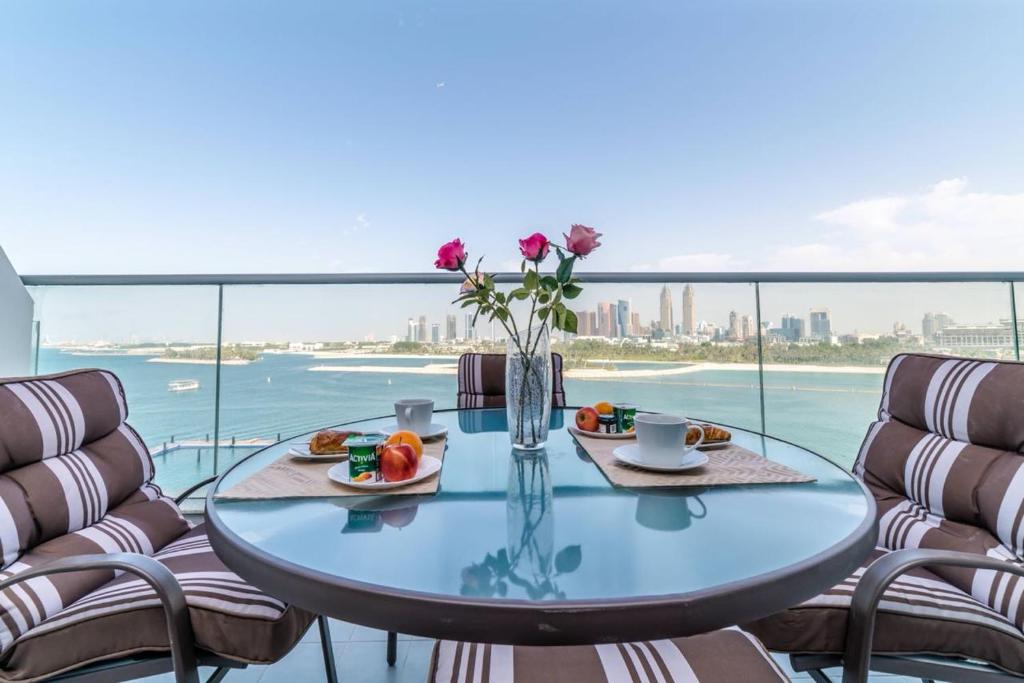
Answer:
345 434 384 481
613 403 639 433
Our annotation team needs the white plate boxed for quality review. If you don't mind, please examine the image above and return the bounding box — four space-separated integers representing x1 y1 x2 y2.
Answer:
612 445 709 473
287 445 348 462
327 455 443 491
379 423 448 440
569 425 635 440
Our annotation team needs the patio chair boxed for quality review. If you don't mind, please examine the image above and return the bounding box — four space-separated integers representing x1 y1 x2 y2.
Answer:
427 628 790 682
456 352 566 409
0 369 337 683
745 353 1024 683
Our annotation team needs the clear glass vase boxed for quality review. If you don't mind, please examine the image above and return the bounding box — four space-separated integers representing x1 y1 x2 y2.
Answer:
506 325 552 450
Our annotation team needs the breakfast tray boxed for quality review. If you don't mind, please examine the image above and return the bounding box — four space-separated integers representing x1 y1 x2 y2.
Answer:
215 437 447 500
572 433 814 488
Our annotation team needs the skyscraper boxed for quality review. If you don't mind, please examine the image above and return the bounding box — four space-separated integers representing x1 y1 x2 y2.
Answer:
631 311 642 338
809 308 832 341
417 315 427 343
728 310 741 340
741 315 756 340
576 309 597 336
659 285 674 334
597 302 616 337
445 314 457 340
682 285 696 335
780 314 805 341
431 323 440 343
464 313 475 340
922 312 954 340
406 318 416 342
617 299 631 337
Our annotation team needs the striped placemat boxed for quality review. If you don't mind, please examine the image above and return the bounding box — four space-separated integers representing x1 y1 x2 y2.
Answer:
215 437 447 499
572 434 815 488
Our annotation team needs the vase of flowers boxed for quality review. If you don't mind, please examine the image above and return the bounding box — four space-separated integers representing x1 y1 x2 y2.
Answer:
434 224 602 449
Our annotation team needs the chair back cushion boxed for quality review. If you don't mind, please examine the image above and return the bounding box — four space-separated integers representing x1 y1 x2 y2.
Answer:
0 370 188 653
457 353 566 409
855 353 1024 631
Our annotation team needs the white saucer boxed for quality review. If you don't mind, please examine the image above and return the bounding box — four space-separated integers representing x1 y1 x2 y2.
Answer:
569 425 636 440
698 440 731 451
379 423 448 440
287 445 348 462
327 455 443 490
612 445 709 473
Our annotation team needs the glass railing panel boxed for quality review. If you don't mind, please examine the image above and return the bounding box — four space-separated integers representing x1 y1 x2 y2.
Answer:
28 285 220 496
1015 281 1023 362
218 282 763 442
758 281 1014 468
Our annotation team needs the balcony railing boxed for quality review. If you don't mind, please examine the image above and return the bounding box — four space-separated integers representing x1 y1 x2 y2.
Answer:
21 271 1024 496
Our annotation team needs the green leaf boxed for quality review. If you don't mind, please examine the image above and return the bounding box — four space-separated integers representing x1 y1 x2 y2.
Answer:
495 308 509 322
520 259 526 273
562 283 583 299
562 309 578 334
540 275 559 291
556 256 575 284
538 292 550 304
538 308 550 321
483 274 495 290
460 299 477 308
510 288 531 300
494 291 506 304
523 270 539 290
555 545 582 573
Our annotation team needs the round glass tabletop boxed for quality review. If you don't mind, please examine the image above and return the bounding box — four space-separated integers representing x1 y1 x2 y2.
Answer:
206 408 875 644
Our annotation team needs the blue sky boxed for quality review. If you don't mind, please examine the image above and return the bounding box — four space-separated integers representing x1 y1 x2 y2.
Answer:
3 0 1023 278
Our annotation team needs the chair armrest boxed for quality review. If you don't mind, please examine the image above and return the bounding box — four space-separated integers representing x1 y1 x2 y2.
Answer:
174 475 219 505
842 548 1024 683
0 553 199 683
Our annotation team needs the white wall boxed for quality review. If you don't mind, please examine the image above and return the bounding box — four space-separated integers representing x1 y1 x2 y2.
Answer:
0 245 33 377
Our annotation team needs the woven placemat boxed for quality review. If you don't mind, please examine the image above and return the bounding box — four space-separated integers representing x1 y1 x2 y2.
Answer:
215 437 447 500
573 434 815 488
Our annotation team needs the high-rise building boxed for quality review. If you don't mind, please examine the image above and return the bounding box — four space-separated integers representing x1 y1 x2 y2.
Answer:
681 284 696 335
659 285 674 335
741 315 756 340
631 311 642 337
809 308 832 341
464 313 475 340
431 323 440 343
922 312 955 340
778 314 805 342
576 309 597 336
617 299 631 337
445 314 457 340
728 311 741 340
597 302 616 337
417 315 428 343
406 318 416 342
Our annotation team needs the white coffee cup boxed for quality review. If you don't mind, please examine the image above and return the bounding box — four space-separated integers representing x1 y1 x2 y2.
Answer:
634 413 704 467
395 399 434 434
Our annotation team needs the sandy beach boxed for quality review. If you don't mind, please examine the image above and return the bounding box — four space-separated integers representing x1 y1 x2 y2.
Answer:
148 357 251 366
308 360 885 378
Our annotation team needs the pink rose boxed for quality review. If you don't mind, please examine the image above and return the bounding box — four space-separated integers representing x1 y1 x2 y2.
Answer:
434 238 467 271
518 232 550 262
564 224 602 257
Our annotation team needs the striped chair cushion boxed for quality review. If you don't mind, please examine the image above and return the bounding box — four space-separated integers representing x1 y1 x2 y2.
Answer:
429 629 787 682
746 547 1024 676
0 370 127 471
752 353 1024 673
456 353 566 409
2 525 313 681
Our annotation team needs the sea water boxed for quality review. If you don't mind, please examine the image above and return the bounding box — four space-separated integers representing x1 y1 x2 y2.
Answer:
38 349 882 492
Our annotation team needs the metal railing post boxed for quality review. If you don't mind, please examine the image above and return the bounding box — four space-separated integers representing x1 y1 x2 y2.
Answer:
32 320 41 375
213 285 224 476
754 282 767 434
1011 282 1021 362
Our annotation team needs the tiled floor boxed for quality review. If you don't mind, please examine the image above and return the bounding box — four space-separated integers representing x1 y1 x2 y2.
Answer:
135 620 921 682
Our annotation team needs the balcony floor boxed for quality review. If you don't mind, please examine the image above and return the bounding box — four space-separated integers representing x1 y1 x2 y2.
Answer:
135 619 918 682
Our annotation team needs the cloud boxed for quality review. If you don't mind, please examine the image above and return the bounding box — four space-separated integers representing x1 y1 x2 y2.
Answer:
634 178 1024 272
342 212 370 236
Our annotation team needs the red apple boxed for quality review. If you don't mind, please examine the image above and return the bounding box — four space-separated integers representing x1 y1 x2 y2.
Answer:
380 443 418 482
575 406 600 432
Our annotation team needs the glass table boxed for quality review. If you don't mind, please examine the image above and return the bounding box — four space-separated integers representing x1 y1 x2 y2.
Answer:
205 408 876 645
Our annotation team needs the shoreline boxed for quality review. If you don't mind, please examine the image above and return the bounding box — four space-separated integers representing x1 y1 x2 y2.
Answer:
148 357 252 366
309 360 885 378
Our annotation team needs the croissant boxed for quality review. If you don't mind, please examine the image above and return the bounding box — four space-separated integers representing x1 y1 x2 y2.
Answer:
686 424 731 445
309 430 357 454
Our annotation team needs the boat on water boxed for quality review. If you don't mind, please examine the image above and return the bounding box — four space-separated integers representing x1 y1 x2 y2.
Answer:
168 379 200 392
